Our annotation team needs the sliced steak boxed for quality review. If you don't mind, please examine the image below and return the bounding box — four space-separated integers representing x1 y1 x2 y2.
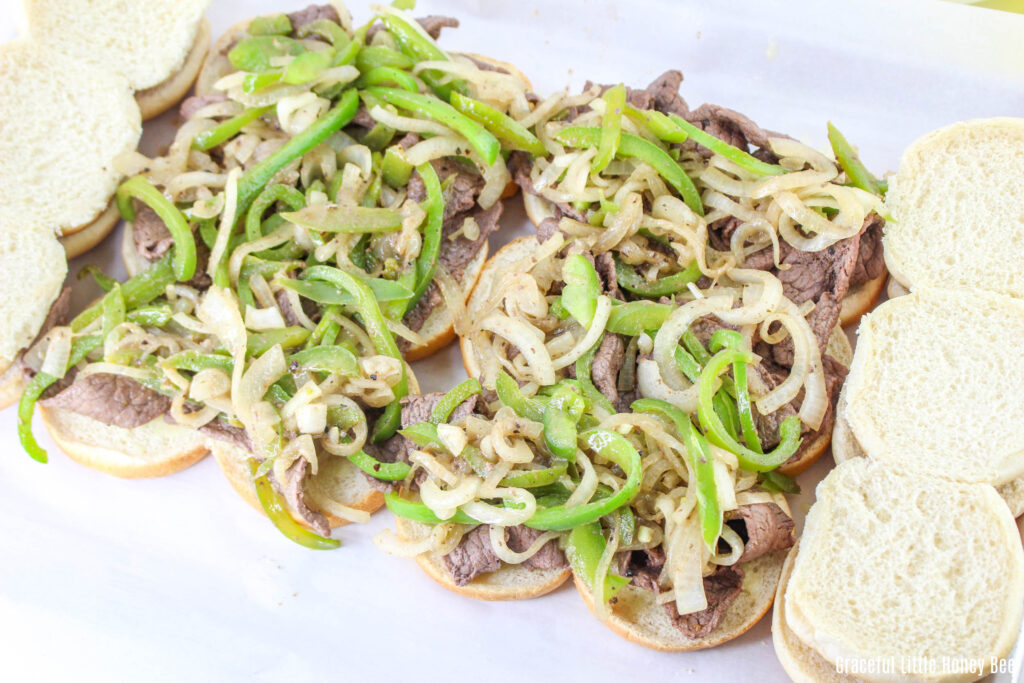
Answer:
665 565 744 639
618 546 665 593
443 525 501 586
685 103 779 153
41 374 171 428
509 151 587 223
594 252 622 301
417 15 459 39
132 205 174 262
537 217 562 243
726 503 795 563
432 158 484 222
198 418 252 451
507 525 567 570
850 213 886 288
351 105 376 129
592 332 625 406
179 93 228 121
274 289 302 327
287 4 339 31
277 458 330 537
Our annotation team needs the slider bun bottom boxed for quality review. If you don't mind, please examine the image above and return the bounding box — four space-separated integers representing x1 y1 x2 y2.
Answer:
135 18 211 121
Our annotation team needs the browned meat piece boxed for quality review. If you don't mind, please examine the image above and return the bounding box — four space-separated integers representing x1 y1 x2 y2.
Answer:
665 565 744 639
198 418 252 451
274 289 302 327
132 205 174 262
417 15 459 40
685 103 780 153
536 217 561 243
592 333 625 406
276 458 330 537
618 546 665 593
850 213 886 287
506 525 567 570
444 525 501 586
509 151 587 223
726 503 795 562
41 374 171 428
287 4 339 30
351 105 376 129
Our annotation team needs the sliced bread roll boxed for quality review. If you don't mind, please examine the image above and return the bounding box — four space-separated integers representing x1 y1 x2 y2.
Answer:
24 0 211 120
842 287 1024 487
0 40 141 237
884 117 1024 297
785 458 1024 683
394 518 570 601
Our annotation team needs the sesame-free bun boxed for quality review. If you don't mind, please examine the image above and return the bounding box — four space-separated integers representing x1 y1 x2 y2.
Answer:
24 0 211 93
0 40 141 237
135 18 211 120
395 518 570 600
884 118 1024 297
59 202 121 259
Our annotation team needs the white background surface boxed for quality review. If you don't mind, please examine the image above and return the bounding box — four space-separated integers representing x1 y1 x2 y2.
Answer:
2 0 1024 681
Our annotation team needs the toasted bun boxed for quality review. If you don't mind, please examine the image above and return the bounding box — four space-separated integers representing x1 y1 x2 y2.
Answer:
59 202 120 259
0 41 140 236
404 243 489 362
884 117 1024 297
843 287 1024 486
787 458 1024 683
211 442 384 530
0 227 67 372
772 543 866 683
839 273 885 327
25 0 211 91
136 18 211 120
574 549 785 652
395 518 570 600
38 406 210 478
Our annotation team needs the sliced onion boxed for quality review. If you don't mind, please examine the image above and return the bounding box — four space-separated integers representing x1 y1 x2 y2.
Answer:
637 358 699 413
419 477 480 521
667 510 708 616
480 312 556 385
488 524 560 564
551 295 612 370
39 327 72 379
653 295 733 391
370 105 453 137
716 269 783 325
207 168 241 281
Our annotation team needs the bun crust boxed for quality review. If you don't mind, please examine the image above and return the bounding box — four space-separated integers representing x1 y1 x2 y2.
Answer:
136 18 211 120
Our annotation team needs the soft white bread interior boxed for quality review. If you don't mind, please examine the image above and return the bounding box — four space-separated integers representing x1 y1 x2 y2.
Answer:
0 227 67 373
574 549 786 652
38 406 210 478
786 458 1024 683
24 0 211 92
884 117 1024 297
0 41 141 236
843 287 1024 486
395 518 570 601
135 18 211 120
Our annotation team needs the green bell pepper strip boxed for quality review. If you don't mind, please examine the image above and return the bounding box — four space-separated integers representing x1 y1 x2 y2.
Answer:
404 162 444 314
543 405 577 461
759 470 800 494
126 305 173 327
349 450 411 481
674 345 701 383
304 266 408 441
77 265 116 292
101 284 126 343
546 381 586 420
279 277 413 305
193 105 273 151
361 122 396 152
713 390 741 442
615 257 700 298
305 305 341 349
296 18 349 47
236 89 359 217
576 338 617 415
554 126 704 216
495 370 545 422
247 326 310 355
429 378 482 423
281 204 403 233
561 254 602 327
242 71 283 94
682 329 711 365
499 461 569 489
449 92 546 156
356 65 420 91
18 334 102 463
708 329 764 453
593 84 626 173
566 521 630 603
827 122 883 196
70 255 175 332
116 176 196 282
632 397 722 550
283 49 336 85
604 301 673 336
288 345 360 376
355 46 415 71
655 112 787 177
384 493 479 525
378 11 466 99
228 35 305 73
697 348 802 472
399 421 445 450
365 87 501 167
245 184 305 242
615 505 636 545
162 350 233 373
381 146 414 188
250 460 340 549
249 13 292 36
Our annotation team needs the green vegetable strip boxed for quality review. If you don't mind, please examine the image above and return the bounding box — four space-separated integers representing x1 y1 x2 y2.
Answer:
384 493 478 525
429 378 482 424
554 126 704 216
304 266 408 441
404 162 444 314
349 451 411 481
632 398 722 550
71 255 175 332
236 89 359 218
561 254 601 328
674 346 701 383
696 348 802 472
245 184 305 242
249 460 340 549
576 338 617 415
566 522 630 603
378 12 466 99
126 305 173 327
499 461 568 489
116 176 196 282
77 265 116 292
365 87 501 166
101 284 126 344
615 257 700 297
356 65 420 92
162 351 233 373
759 470 800 494
542 405 577 460
228 35 305 73
733 355 763 453
288 345 360 376
604 301 673 336
827 122 883 196
18 335 102 463
193 106 273 152
280 278 413 305
682 330 711 365
355 45 416 71
449 92 546 156
249 13 292 36
662 112 786 177
593 84 626 173
281 204 404 233
246 326 310 355
495 370 546 422
400 422 445 450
